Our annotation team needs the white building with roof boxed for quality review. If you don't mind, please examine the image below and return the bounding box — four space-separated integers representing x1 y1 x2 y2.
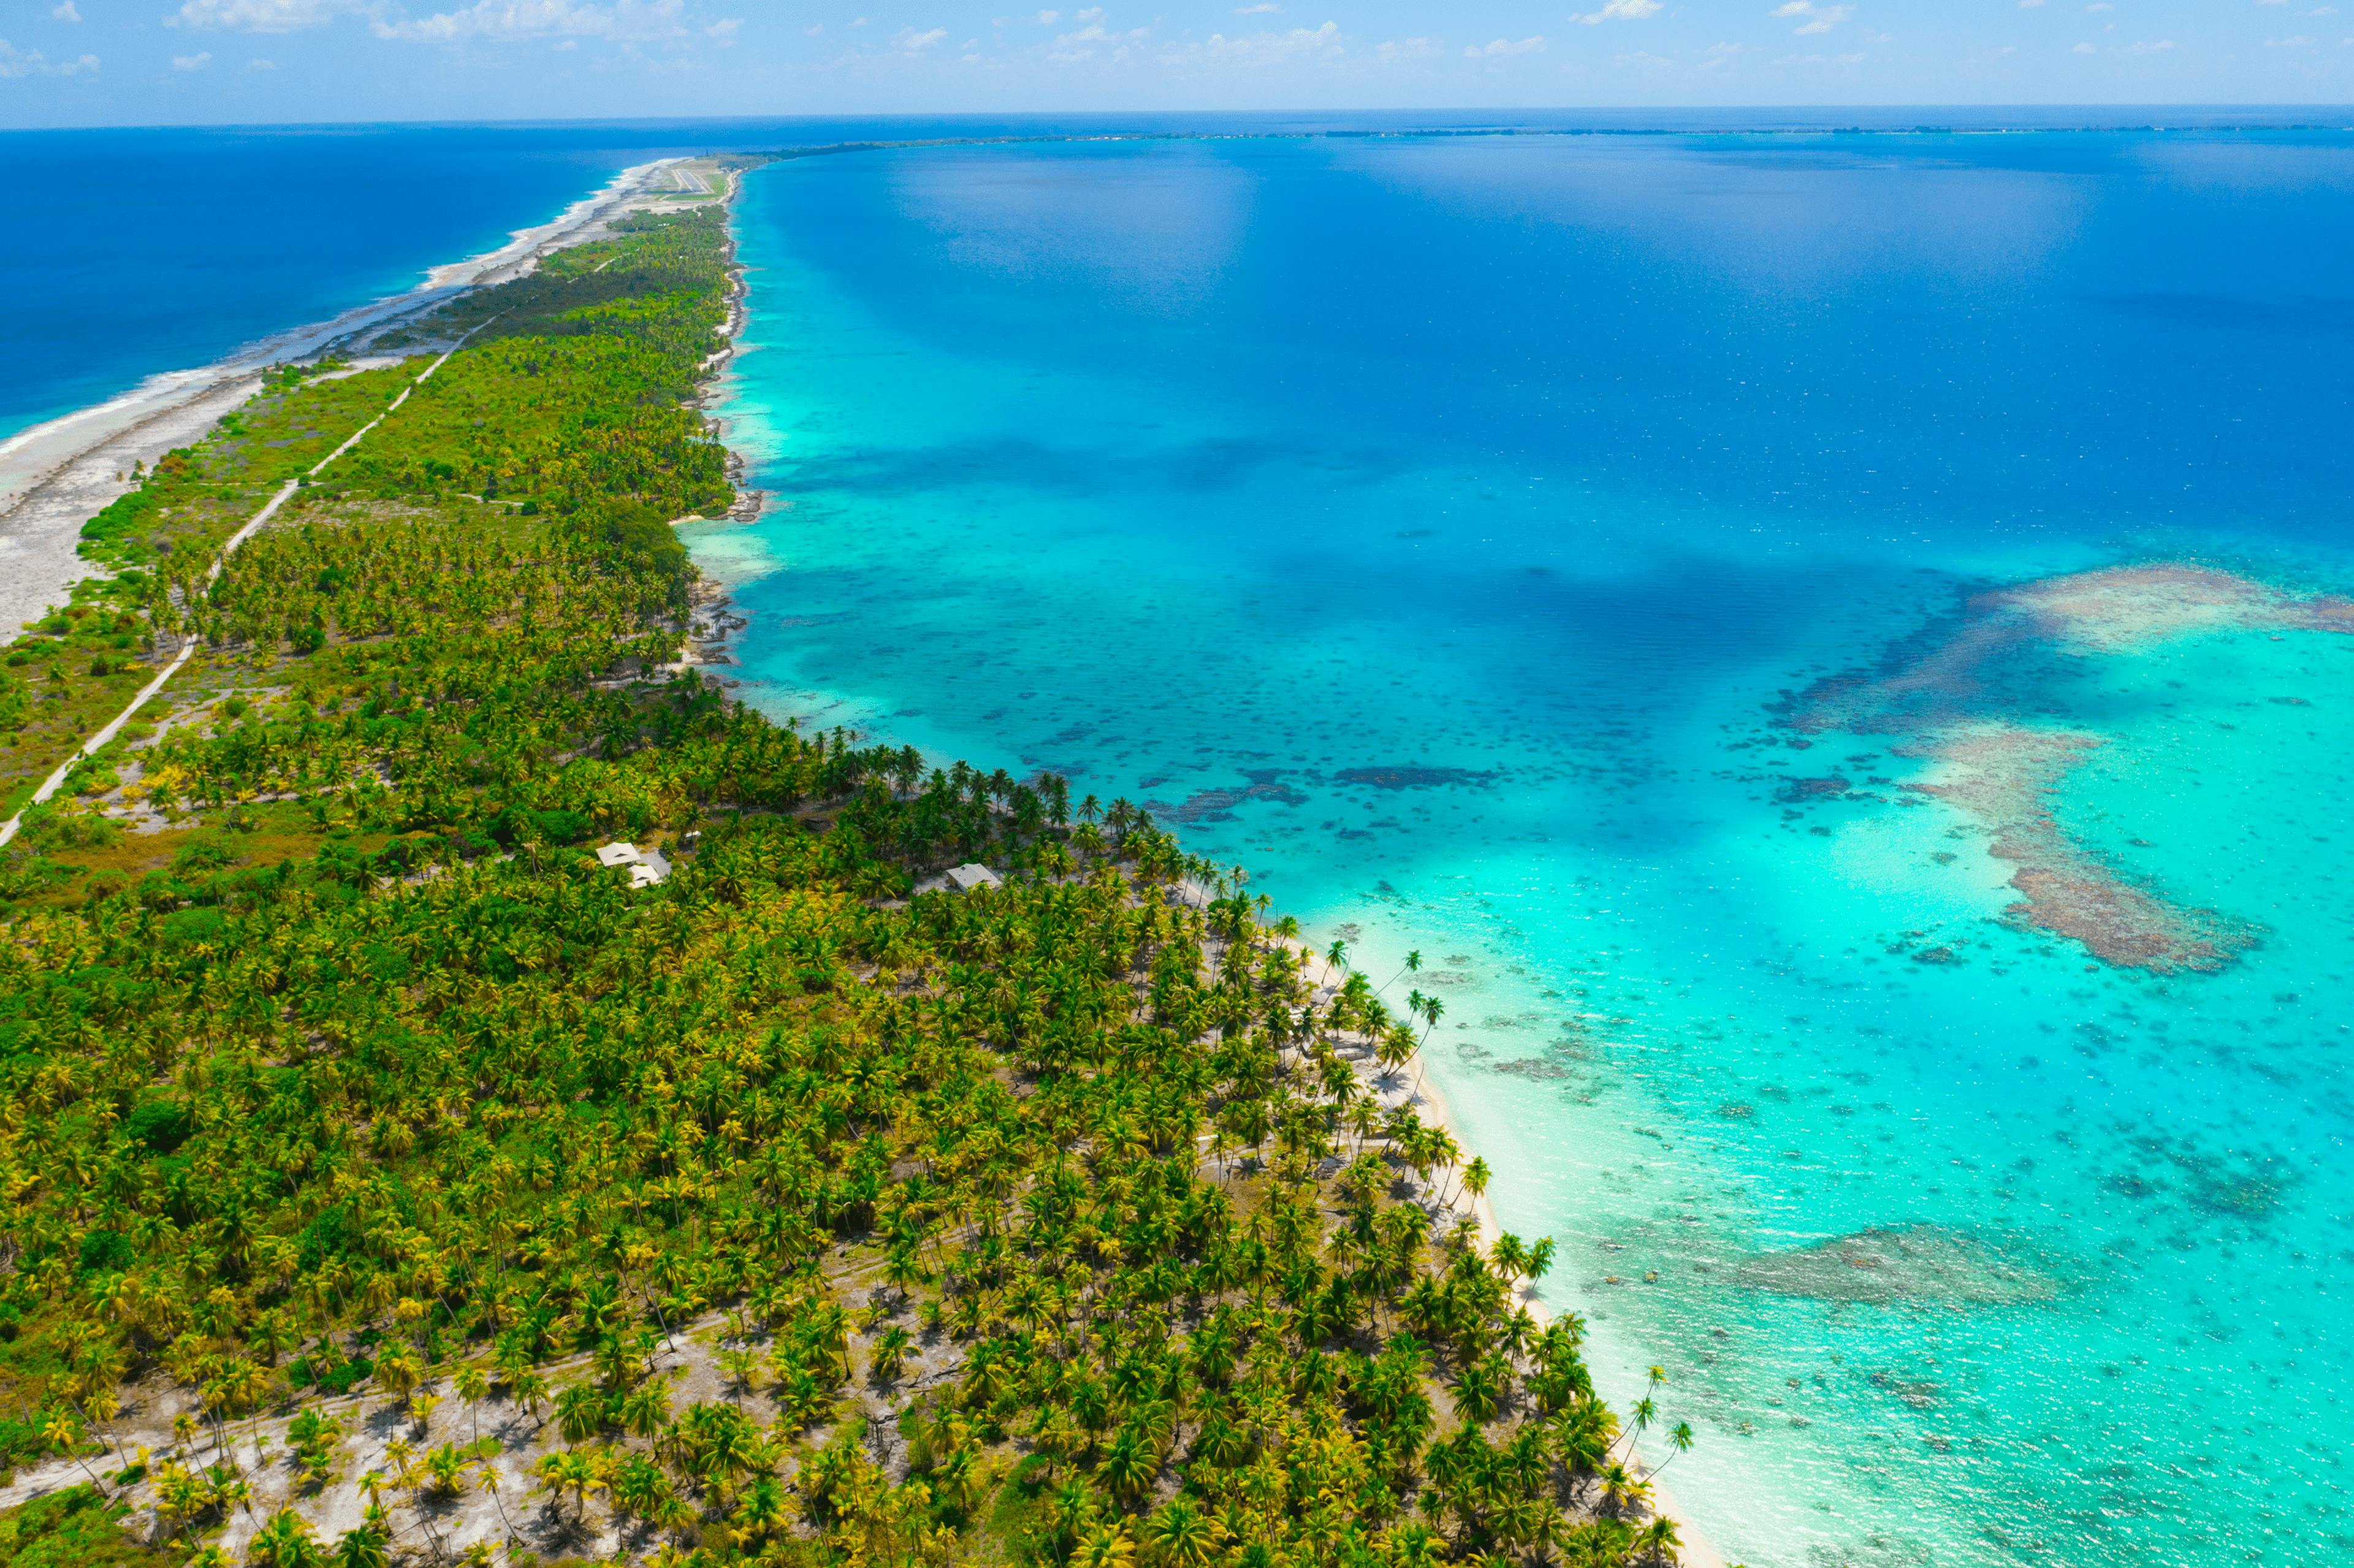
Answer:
595 841 672 888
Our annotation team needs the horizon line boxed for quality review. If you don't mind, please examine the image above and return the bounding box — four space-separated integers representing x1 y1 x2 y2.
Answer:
7 102 2354 140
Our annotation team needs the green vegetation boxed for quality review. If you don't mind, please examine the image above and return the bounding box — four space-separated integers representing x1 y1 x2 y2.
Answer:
0 200 1684 1567
0 1485 176 1568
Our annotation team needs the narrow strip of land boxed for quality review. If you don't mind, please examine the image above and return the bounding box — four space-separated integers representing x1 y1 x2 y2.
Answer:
0 329 484 849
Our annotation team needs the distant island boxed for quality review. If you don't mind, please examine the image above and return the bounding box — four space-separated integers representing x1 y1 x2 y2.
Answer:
0 158 1691 1568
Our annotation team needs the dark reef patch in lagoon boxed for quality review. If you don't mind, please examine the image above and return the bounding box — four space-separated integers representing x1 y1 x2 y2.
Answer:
1776 774 1853 804
1739 1224 2057 1307
1152 770 1307 824
1764 563 2349 974
1335 765 1499 790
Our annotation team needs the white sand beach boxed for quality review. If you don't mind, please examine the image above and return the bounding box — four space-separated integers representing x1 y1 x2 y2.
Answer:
0 156 696 644
1295 948 1731 1568
1406 1051 1731 1568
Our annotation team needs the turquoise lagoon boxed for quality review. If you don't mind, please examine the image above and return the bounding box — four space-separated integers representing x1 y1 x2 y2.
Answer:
698 129 2354 1566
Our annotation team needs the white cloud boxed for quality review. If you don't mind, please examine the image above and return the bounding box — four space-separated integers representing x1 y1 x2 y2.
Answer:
1032 7 1058 19
248 55 275 66
804 22 823 35
1576 0 1660 20
1162 19 1339 65
2085 3 2112 10
2072 39 2095 50
2264 32 2315 43
373 0 691 43
51 2 80 20
1775 2 1853 34
705 17 737 41
2122 36 2174 50
1233 2 1280 10
1051 17 1148 59
173 50 213 67
0 37 98 74
1700 39 1747 66
893 24 947 48
1465 34 1545 55
1615 47 1674 66
2017 0 2043 7
1375 34 1436 59
172 0 348 30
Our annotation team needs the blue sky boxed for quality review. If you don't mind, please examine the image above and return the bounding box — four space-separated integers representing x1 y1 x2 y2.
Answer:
1 1 2348 126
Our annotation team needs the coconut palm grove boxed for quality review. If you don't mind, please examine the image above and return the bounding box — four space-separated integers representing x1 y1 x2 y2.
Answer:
0 182 1686 1568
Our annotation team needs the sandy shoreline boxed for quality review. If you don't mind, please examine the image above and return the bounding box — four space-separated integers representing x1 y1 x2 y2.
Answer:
1374 1026 1732 1563
1296 952 1732 1568
683 176 1728 1563
16 149 1736 1563
0 156 693 644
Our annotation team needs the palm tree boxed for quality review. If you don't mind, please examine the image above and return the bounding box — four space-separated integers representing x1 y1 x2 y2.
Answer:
555 1383 606 1442
869 1323 914 1384
331 1526 389 1568
1463 1155 1491 1211
1383 1521 1444 1568
1655 1419 1696 1472
509 1370 549 1429
246 1509 326 1568
454 1364 490 1442
1141 1498 1224 1568
372 1345 422 1410
1452 1357 1503 1425
477 1462 512 1534
1095 1425 1157 1505
731 1472 788 1545
424 1442 473 1498
1073 1523 1138 1568
40 1409 107 1491
1376 1023 1418 1087
619 1379 672 1442
1377 948 1423 1001
1599 1460 1651 1517
533 1447 604 1523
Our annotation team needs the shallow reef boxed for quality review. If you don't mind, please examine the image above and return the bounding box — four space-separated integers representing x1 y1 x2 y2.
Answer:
1737 1224 2057 1307
1772 563 2339 973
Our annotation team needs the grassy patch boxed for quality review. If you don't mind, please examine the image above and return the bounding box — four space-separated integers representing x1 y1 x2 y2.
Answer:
0 1486 179 1568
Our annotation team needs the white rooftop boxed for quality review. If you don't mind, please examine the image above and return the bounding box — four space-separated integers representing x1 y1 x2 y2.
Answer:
945 863 1002 892
596 841 672 886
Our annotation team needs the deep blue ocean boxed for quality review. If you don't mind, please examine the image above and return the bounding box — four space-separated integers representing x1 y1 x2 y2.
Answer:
0 115 1270 440
15 115 2354 1567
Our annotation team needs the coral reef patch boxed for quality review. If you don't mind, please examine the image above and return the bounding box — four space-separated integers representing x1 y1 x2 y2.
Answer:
1773 563 2340 973
1738 1225 2057 1307
1333 764 1500 790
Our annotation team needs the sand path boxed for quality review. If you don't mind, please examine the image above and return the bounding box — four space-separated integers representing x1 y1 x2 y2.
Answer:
0 325 489 851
